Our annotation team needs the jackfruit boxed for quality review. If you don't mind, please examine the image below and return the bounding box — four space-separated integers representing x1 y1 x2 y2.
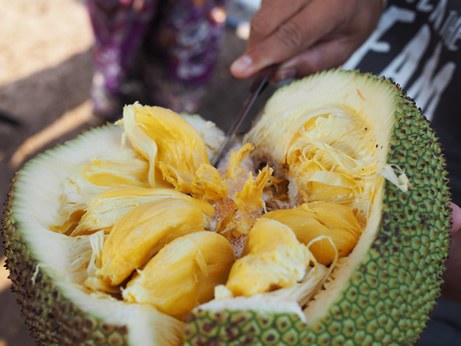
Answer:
3 70 451 346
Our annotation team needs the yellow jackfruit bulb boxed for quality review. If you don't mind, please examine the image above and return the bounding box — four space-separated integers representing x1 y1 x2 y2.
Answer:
226 218 311 297
51 147 153 235
82 148 149 187
307 201 363 236
262 201 361 265
97 198 214 286
121 103 226 199
122 231 235 320
71 187 211 237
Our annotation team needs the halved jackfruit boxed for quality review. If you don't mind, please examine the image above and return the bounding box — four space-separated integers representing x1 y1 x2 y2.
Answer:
3 70 451 346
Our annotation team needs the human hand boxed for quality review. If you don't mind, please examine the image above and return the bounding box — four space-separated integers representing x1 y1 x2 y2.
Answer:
230 0 384 81
442 202 461 302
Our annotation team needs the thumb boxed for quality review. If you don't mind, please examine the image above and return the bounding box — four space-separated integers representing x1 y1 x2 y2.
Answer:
230 54 256 79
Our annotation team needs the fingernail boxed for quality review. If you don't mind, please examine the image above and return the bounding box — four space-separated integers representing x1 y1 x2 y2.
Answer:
231 55 253 74
276 68 297 81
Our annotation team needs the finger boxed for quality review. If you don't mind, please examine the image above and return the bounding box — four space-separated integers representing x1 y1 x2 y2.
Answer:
273 37 360 81
248 0 310 48
451 202 461 234
231 0 351 78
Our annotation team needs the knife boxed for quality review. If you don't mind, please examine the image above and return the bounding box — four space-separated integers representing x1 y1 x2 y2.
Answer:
211 65 276 166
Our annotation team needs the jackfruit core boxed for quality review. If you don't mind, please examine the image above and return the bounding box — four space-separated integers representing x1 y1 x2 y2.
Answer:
52 102 382 321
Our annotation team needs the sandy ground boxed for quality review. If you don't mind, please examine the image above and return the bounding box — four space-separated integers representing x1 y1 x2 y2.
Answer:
0 1 271 344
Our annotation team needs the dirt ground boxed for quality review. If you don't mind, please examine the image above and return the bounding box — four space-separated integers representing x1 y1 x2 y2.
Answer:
0 1 272 344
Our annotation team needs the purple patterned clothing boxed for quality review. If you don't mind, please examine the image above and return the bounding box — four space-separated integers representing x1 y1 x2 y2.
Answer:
86 0 228 117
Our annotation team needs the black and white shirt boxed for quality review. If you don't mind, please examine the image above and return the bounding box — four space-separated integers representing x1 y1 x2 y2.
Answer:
345 0 461 205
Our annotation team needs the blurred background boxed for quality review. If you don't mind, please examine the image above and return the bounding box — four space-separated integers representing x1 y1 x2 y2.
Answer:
0 0 265 344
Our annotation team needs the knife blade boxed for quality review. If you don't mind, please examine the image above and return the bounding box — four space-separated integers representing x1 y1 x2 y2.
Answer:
211 65 276 166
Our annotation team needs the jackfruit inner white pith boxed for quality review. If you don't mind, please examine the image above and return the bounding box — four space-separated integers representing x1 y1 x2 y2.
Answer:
14 71 400 345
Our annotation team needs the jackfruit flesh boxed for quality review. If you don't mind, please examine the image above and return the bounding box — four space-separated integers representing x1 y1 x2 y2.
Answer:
51 146 160 234
121 103 227 200
247 105 379 220
82 156 149 187
122 231 235 320
49 98 379 321
215 164 273 240
72 187 210 236
225 219 312 297
214 143 273 243
262 202 361 265
97 197 213 286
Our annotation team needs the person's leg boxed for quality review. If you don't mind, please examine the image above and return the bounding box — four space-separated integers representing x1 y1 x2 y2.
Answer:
143 0 229 113
87 0 159 119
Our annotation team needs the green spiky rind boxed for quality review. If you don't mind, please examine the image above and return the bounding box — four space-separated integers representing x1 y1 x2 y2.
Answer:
185 72 451 345
184 309 306 345
2 182 129 345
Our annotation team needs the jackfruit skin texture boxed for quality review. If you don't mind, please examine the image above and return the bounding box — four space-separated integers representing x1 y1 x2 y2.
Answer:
184 75 451 345
184 310 305 345
2 190 129 346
